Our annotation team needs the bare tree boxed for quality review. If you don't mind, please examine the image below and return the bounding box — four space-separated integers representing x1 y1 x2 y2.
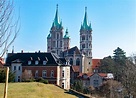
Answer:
128 53 136 65
0 0 20 57
22 69 33 81
121 60 136 97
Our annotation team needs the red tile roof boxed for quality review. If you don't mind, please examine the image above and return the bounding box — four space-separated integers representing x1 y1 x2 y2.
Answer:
78 73 107 78
98 73 107 77
92 59 101 69
72 66 80 72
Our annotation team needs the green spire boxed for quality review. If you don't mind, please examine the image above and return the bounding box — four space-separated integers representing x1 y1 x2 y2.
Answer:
54 4 60 25
83 7 88 29
80 7 92 30
64 28 70 38
52 4 62 28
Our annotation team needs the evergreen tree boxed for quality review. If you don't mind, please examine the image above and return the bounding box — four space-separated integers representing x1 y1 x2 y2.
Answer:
0 68 15 83
113 47 126 65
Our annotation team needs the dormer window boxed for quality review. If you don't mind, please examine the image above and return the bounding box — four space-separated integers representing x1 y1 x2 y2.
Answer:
43 61 47 65
35 61 38 65
28 61 31 65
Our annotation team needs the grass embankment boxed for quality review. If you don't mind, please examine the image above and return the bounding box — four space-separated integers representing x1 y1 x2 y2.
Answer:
0 82 77 98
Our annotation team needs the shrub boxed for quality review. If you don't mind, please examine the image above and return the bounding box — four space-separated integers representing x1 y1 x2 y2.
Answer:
35 77 48 84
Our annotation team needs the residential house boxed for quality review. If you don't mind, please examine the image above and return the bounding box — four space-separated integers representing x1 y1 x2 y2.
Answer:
78 72 113 88
5 52 70 89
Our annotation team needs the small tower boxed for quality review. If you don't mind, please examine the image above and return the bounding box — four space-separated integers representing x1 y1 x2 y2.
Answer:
47 4 64 56
63 29 70 51
80 7 92 73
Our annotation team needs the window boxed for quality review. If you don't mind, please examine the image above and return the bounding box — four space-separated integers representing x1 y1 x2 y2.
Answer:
18 66 20 70
62 82 64 89
69 58 73 65
60 41 62 47
76 58 80 65
82 35 85 40
42 70 47 78
62 70 64 77
35 70 38 78
89 62 91 65
35 61 38 65
43 61 47 65
82 44 85 48
28 61 31 65
18 76 20 82
51 70 54 78
14 66 16 70
86 35 88 40
57 33 59 39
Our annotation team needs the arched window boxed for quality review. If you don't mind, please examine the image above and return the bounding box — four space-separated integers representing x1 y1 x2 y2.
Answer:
82 44 85 49
82 35 85 40
57 33 59 39
76 58 80 66
69 58 73 65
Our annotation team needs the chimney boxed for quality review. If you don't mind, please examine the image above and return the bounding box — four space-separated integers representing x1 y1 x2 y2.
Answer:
21 50 23 53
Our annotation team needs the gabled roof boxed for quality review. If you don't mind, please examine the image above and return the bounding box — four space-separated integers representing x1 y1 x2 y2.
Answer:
5 52 66 66
92 59 101 69
78 72 107 78
61 46 81 57
71 66 80 72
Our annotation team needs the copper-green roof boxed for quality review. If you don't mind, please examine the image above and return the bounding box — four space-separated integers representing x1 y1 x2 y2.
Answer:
80 7 92 30
47 33 51 38
64 29 70 38
52 4 62 29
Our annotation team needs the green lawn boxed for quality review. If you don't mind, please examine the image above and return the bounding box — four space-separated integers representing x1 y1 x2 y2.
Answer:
0 82 77 98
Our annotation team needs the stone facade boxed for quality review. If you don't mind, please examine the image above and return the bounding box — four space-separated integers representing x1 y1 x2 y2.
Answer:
47 5 93 74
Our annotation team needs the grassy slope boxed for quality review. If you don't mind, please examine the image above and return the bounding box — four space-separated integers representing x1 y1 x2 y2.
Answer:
0 82 77 98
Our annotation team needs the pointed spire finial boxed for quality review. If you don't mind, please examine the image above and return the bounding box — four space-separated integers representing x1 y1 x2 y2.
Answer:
85 7 87 12
56 4 58 10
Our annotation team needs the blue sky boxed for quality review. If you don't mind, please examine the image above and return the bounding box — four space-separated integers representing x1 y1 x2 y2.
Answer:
11 0 136 58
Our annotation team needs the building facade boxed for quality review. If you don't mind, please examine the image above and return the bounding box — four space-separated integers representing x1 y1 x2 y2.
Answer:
5 52 70 90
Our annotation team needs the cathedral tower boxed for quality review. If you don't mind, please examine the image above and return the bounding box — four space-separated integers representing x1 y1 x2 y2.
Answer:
80 7 92 58
47 5 64 56
80 7 92 73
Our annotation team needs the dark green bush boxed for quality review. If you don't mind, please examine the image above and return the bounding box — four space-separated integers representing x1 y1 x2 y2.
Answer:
35 77 48 84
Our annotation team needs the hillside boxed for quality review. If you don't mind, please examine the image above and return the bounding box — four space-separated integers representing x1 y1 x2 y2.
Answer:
0 82 77 98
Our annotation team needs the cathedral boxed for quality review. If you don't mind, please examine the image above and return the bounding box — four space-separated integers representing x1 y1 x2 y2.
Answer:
47 5 92 73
